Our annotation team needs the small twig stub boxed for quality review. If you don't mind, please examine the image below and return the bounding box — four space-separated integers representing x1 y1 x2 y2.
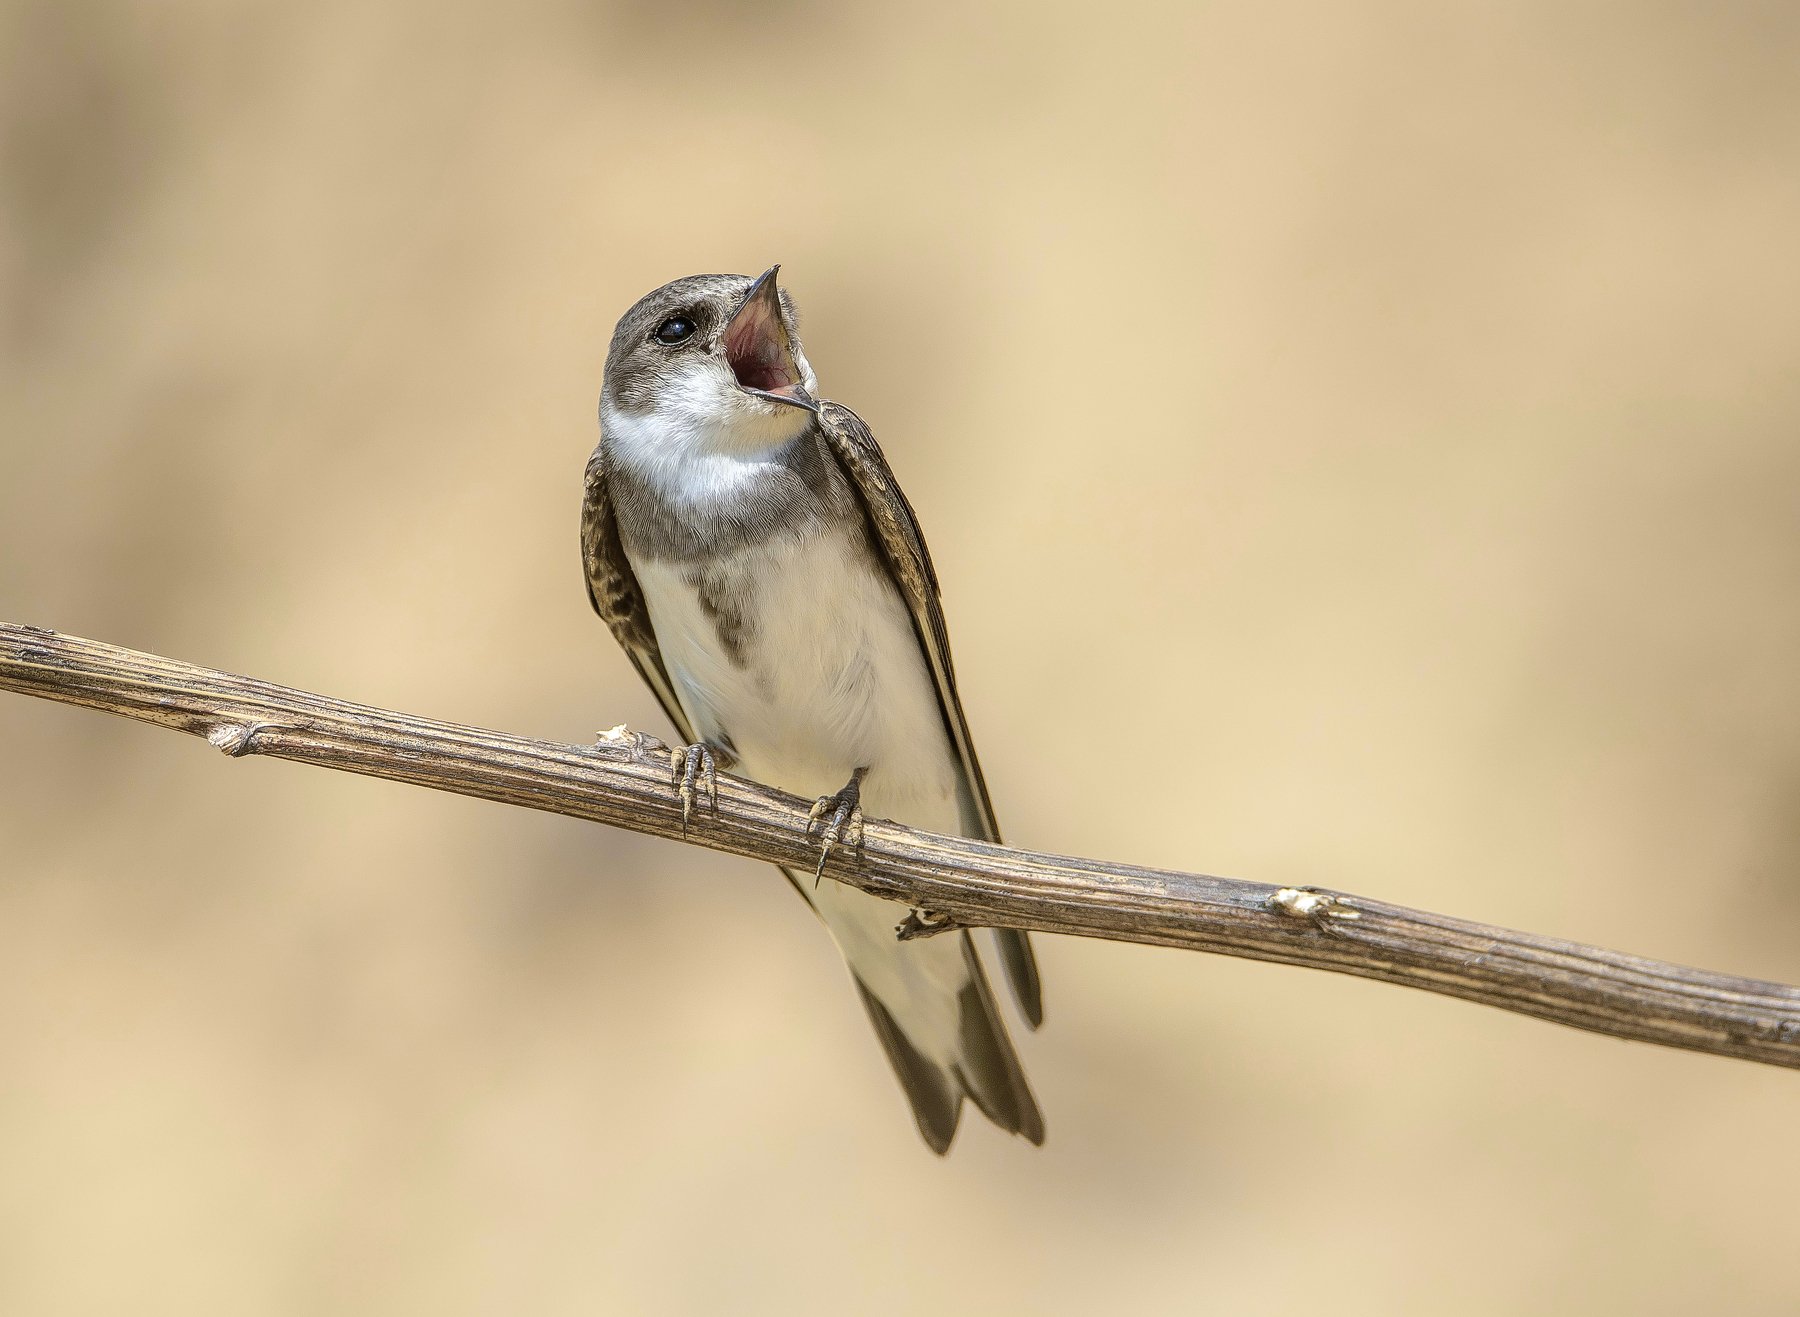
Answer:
207 721 277 757
896 908 960 941
1267 886 1361 930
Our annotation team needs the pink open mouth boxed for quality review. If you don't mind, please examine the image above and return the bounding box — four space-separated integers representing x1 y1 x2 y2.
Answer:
723 270 805 400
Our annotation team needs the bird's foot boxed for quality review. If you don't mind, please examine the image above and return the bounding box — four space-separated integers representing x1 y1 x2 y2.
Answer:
807 767 868 882
669 742 722 832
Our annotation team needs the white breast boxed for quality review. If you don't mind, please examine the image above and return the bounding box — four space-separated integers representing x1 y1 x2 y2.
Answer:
633 526 963 836
636 525 977 1057
615 425 979 1059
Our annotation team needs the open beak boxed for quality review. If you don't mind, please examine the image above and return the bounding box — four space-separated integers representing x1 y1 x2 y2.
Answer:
723 265 818 413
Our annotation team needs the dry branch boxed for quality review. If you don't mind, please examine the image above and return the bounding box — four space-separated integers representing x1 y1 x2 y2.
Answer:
3 620 1798 1070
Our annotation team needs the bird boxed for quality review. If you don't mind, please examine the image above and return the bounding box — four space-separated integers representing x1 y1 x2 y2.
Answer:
580 266 1044 1153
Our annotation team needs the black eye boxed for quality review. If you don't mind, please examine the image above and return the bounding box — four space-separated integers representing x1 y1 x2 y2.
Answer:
653 315 696 345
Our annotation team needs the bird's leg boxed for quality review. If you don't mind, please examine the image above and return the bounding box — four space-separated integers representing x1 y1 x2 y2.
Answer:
806 766 868 882
669 740 733 832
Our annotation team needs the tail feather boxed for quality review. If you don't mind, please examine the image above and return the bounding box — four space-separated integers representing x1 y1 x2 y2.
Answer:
951 937 1046 1145
851 935 1044 1155
787 866 1044 1154
852 978 961 1155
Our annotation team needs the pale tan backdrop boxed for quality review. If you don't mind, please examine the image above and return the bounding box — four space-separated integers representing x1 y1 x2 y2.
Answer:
4 2 1799 1313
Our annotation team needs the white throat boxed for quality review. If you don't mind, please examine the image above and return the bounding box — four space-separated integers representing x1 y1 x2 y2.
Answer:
601 389 814 511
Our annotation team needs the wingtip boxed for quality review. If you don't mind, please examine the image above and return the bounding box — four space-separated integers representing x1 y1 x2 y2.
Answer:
994 929 1045 1030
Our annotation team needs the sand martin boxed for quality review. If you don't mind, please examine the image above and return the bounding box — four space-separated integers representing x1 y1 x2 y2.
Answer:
581 267 1043 1152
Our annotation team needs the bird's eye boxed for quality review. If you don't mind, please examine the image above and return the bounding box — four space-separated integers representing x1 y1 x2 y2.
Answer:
653 315 696 345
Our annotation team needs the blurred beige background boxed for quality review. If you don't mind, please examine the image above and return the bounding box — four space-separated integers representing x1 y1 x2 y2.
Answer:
4 1 1799 1313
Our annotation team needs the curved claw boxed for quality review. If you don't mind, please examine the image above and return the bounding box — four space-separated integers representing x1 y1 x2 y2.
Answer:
669 743 720 833
806 768 868 883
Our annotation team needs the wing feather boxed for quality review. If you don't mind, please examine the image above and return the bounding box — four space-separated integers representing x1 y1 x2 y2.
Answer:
580 447 696 746
815 402 1044 1028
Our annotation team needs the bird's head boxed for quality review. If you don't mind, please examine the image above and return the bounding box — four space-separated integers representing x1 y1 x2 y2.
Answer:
600 267 820 460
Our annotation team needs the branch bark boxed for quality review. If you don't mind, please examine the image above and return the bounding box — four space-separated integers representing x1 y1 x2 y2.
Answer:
3 620 1798 1070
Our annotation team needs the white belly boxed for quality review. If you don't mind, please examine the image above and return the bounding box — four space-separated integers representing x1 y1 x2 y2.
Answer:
633 527 961 830
633 526 972 1056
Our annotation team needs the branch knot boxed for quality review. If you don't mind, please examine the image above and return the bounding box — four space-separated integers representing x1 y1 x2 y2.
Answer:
207 721 276 757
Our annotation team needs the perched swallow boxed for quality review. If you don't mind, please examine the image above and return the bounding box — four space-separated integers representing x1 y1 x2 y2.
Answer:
581 268 1044 1152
